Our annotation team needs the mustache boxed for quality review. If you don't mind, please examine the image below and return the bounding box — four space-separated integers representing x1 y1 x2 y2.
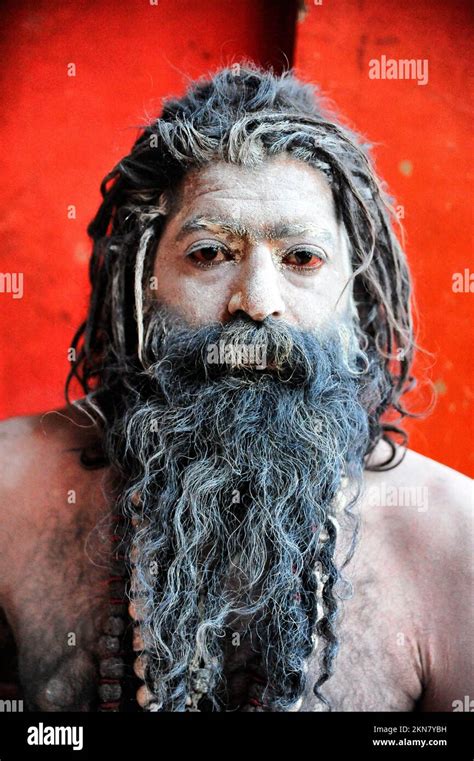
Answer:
139 305 364 391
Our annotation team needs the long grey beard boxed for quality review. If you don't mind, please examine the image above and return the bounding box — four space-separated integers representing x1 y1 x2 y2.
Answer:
102 306 384 711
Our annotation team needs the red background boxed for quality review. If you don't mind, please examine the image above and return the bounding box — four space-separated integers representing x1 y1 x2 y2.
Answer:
0 0 472 475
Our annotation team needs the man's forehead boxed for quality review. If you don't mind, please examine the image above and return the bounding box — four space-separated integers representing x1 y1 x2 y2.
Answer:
164 156 340 250
175 214 336 246
176 155 334 205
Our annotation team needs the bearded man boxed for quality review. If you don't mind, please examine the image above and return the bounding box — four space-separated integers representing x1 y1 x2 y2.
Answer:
0 64 471 713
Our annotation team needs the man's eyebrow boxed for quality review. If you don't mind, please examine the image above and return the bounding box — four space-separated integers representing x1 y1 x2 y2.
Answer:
175 215 335 246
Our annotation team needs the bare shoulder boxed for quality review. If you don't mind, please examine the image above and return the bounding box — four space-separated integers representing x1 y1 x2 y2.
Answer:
362 442 473 710
0 405 112 594
0 404 106 502
362 442 472 552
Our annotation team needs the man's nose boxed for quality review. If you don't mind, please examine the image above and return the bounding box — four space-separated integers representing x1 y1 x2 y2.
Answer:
227 246 286 322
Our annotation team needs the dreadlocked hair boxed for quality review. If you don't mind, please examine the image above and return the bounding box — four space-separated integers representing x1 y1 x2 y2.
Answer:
67 60 416 464
65 61 418 711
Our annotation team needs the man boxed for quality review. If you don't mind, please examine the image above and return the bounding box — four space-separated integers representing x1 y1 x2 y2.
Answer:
0 63 472 713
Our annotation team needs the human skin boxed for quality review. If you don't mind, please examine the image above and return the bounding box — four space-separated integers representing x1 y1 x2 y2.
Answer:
0 155 472 711
152 154 356 331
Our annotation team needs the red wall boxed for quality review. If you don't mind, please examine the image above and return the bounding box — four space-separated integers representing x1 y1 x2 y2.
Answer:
0 0 471 475
294 0 473 476
0 0 295 414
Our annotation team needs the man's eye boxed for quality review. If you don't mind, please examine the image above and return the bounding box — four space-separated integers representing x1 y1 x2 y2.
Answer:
283 249 325 269
187 245 231 267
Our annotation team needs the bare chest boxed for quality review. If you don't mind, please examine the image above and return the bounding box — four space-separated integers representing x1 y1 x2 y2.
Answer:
4 507 119 711
6 516 423 713
221 559 423 712
300 570 423 711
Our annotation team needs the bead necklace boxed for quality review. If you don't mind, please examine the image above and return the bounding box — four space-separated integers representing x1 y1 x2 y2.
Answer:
97 510 128 711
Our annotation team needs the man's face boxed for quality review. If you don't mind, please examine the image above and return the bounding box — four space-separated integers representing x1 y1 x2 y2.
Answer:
152 154 354 330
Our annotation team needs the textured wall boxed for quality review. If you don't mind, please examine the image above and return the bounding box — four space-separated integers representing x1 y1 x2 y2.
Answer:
0 0 471 475
0 0 296 415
